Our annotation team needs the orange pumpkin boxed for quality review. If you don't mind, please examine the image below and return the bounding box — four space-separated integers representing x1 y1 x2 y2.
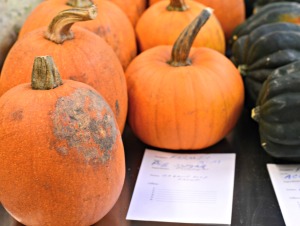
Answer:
107 0 147 27
18 0 137 70
0 56 125 225
149 0 246 40
0 6 128 132
126 8 244 150
136 0 225 54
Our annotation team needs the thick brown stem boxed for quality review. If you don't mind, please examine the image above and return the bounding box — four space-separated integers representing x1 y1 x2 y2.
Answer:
31 56 63 90
45 6 97 44
66 0 94 7
167 0 189 11
168 8 212 67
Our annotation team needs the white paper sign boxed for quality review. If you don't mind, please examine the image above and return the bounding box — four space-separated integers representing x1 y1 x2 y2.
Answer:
267 164 300 226
126 149 236 224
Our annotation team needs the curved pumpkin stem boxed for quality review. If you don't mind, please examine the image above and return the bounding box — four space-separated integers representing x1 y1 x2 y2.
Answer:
45 6 98 44
31 56 63 90
168 8 213 67
167 0 189 11
67 0 94 7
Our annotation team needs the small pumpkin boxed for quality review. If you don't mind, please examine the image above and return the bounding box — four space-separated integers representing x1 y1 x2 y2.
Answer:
0 6 128 132
18 0 137 70
126 8 244 150
252 60 300 161
136 0 225 54
229 2 300 46
230 22 300 109
148 0 245 40
0 55 125 225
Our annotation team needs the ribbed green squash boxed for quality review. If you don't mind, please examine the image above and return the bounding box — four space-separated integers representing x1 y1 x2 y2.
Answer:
252 60 300 161
229 2 300 46
231 22 300 108
254 0 300 12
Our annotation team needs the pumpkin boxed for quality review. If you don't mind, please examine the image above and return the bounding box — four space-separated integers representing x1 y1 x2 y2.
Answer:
252 60 300 161
136 0 225 54
0 0 43 71
0 6 128 132
229 2 300 46
230 22 300 109
0 55 125 225
18 0 137 70
107 0 147 27
148 0 245 40
126 8 244 150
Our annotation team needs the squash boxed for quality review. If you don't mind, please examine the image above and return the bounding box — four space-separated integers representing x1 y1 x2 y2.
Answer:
18 0 137 70
252 60 300 161
0 0 43 71
136 0 225 53
107 0 147 27
0 55 125 225
0 6 128 132
231 22 300 109
148 0 245 40
229 2 300 46
254 0 300 12
126 8 244 150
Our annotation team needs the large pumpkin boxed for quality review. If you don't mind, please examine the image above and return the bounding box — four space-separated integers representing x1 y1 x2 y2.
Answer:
126 8 244 150
0 6 128 132
136 0 225 54
0 56 125 225
252 60 300 161
149 0 245 40
18 0 137 70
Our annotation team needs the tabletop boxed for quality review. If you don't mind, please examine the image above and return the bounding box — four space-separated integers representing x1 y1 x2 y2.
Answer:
0 108 288 226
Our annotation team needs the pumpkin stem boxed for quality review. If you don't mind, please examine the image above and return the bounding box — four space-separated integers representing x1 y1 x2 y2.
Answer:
31 56 63 90
45 5 98 44
66 0 94 7
167 0 189 11
168 7 213 67
251 106 261 122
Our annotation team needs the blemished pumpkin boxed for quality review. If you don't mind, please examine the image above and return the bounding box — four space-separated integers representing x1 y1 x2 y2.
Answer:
0 6 128 132
18 0 137 70
0 55 125 225
107 0 147 27
126 8 244 150
252 60 300 161
136 0 225 54
149 0 245 40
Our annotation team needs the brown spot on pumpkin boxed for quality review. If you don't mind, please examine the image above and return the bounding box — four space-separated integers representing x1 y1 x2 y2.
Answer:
11 110 23 121
51 88 117 165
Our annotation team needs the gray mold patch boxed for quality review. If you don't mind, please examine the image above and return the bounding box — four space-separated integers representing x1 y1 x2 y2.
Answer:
51 88 118 165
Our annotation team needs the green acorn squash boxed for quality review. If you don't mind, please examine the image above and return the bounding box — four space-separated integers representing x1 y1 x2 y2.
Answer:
252 60 300 161
231 22 300 108
229 2 300 46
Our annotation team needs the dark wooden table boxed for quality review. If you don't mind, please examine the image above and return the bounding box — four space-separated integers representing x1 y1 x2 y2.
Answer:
0 108 287 226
